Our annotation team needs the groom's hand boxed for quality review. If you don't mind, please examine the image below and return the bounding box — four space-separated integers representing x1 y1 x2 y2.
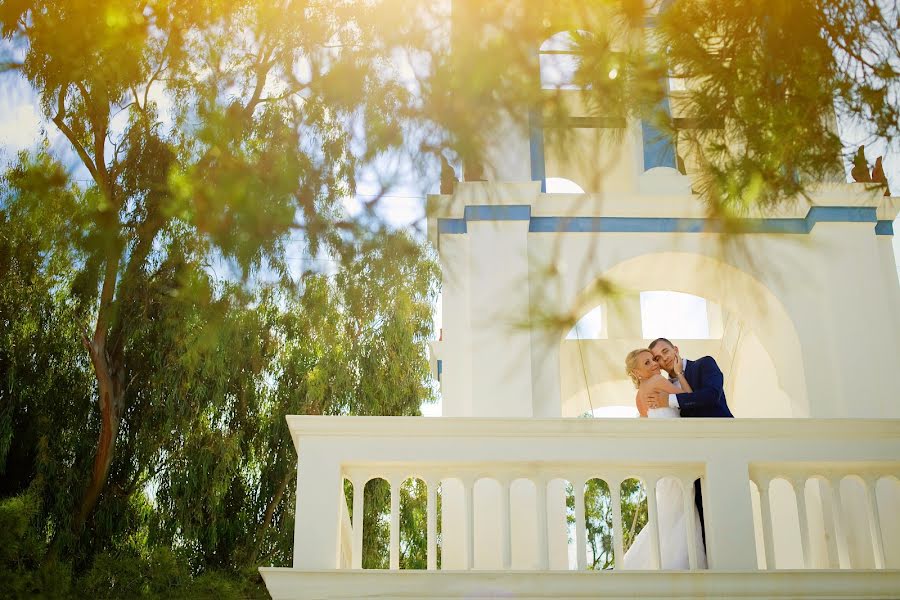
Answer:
644 391 663 409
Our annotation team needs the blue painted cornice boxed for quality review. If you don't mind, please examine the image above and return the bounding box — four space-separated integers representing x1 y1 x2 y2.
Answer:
437 205 892 236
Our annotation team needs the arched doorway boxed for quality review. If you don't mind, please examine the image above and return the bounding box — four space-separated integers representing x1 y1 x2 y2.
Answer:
559 252 808 418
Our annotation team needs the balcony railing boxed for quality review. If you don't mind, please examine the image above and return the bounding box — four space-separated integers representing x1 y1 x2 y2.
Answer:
260 417 900 599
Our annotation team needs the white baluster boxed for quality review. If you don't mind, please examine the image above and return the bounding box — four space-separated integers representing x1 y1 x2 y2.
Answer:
681 477 698 570
351 477 365 569
293 455 342 569
864 477 886 570
426 479 437 571
703 459 758 570
536 477 549 570
756 478 776 570
829 477 851 569
818 478 841 568
573 478 587 570
792 477 811 569
464 477 475 570
500 479 511 570
610 479 625 569
645 477 662 570
390 478 401 570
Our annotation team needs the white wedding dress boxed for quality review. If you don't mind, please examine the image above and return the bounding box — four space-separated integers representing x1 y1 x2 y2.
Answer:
620 407 708 570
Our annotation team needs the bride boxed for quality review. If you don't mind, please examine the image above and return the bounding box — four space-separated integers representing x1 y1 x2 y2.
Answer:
620 349 708 570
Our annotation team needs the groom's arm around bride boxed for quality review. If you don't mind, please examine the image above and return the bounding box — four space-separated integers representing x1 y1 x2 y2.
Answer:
648 338 733 419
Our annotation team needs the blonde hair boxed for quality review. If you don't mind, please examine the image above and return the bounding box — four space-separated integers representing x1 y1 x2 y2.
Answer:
625 349 652 389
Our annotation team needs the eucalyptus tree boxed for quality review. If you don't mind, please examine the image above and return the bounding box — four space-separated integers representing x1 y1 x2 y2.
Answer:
0 0 442 558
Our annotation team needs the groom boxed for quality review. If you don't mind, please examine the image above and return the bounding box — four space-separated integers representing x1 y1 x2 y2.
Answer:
646 337 734 551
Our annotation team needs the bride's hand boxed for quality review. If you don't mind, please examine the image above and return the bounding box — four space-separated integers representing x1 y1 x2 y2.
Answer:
672 349 683 376
636 393 649 417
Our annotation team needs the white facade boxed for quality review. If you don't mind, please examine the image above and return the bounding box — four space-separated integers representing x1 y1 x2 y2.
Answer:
261 6 900 597
261 152 900 599
429 176 900 421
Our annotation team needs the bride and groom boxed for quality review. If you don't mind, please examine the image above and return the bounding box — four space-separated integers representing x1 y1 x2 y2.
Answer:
620 338 734 570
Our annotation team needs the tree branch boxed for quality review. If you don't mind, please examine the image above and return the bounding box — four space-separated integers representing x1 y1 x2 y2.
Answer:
243 48 278 119
52 83 100 182
74 81 111 192
247 466 293 565
93 252 120 350
143 35 172 111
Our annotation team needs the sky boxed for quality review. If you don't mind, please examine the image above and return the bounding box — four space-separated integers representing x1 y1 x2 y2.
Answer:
2 64 899 419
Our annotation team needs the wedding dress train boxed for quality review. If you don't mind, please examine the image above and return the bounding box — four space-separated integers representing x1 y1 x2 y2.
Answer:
620 407 708 570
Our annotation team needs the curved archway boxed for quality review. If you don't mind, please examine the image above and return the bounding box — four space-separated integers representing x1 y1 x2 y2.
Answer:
539 31 592 90
562 251 808 417
546 177 587 194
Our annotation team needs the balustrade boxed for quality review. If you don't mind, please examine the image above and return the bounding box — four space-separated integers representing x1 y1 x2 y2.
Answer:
286 417 900 573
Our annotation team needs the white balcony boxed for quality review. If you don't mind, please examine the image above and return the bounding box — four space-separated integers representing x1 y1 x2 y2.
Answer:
259 417 900 599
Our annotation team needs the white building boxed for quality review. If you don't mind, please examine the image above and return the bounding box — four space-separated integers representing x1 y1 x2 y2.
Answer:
261 2 900 597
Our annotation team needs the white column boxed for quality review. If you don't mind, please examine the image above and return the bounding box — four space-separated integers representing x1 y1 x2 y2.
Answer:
574 479 587 570
703 459 758 570
465 215 536 571
682 478 699 570
464 478 475 570
467 216 534 417
830 477 851 569
755 478 776 570
535 478 549 570
610 479 625 569
351 477 365 569
437 235 471 418
427 479 438 571
805 223 899 416
865 477 887 569
792 478 811 569
389 478 401 570
645 477 662 570
605 292 643 339
292 446 342 569
530 330 562 418
500 480 512 570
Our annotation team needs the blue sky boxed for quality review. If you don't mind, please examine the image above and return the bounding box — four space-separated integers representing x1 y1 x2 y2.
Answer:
2 68 898 418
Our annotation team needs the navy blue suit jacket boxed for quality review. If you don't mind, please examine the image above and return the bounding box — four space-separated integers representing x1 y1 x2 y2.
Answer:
675 356 734 418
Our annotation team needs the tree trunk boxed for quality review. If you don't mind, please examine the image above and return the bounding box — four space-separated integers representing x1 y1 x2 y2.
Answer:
247 467 293 565
73 335 126 534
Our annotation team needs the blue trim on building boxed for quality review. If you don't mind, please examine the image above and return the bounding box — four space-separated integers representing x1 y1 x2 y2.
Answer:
464 205 531 222
641 115 676 171
529 108 546 193
530 216 700 233
438 204 888 236
436 359 442 382
641 68 676 171
807 206 876 223
438 218 467 234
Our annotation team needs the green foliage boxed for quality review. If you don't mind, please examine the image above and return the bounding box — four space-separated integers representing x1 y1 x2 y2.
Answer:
567 478 648 570
1 0 441 590
0 135 436 596
354 477 438 570
0 0 895 591
77 548 268 599
444 0 898 211
398 478 435 570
